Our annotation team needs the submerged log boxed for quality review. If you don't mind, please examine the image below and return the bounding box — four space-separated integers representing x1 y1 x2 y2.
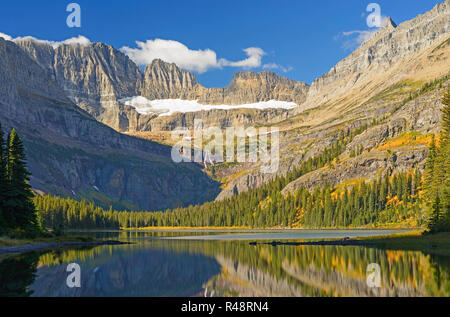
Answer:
250 239 377 247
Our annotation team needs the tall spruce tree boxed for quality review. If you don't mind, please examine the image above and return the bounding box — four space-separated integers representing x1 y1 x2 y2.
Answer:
424 134 437 201
0 122 6 230
434 88 450 230
426 88 450 232
4 129 39 232
439 89 450 219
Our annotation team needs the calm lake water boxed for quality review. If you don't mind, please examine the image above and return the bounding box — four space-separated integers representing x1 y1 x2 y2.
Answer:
0 230 448 297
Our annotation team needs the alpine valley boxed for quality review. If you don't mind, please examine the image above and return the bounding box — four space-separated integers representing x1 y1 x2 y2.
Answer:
0 0 449 227
1 0 450 300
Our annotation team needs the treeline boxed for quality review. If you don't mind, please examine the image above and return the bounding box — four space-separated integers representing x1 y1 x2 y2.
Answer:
34 170 424 230
423 88 450 233
291 171 423 228
35 125 396 230
0 123 41 237
31 89 450 232
34 196 121 230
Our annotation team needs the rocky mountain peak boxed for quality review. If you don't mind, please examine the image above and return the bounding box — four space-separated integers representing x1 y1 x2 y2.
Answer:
384 17 397 29
142 58 197 100
230 70 296 85
303 0 450 109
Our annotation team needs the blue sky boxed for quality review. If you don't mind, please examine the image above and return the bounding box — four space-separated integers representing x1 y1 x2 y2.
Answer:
0 0 442 87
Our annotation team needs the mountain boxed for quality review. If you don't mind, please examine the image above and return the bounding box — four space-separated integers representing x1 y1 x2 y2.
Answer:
14 40 144 132
303 1 450 111
15 41 309 133
0 37 219 210
192 70 308 105
142 59 198 100
142 60 309 105
1 0 449 212
214 0 450 200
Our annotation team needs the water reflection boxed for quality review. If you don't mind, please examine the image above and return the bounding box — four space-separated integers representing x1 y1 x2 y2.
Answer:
0 236 448 297
0 252 40 297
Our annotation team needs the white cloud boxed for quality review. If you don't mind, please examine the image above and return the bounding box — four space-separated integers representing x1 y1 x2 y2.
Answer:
0 32 91 49
338 15 391 50
219 47 265 69
2 33 278 75
0 32 12 41
56 35 91 48
263 63 293 73
121 39 266 73
121 39 219 73
341 30 378 47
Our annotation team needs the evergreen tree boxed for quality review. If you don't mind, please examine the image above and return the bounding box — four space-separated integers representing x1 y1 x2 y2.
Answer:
426 88 450 232
3 129 39 232
424 134 437 201
0 122 6 230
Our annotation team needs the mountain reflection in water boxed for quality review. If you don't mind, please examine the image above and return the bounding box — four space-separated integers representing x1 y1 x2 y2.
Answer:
0 232 448 297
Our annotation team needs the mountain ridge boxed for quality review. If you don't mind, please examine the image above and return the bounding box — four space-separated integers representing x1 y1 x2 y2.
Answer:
0 37 220 210
13 39 309 132
0 0 448 209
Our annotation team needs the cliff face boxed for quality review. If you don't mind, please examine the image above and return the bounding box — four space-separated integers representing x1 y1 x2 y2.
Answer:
214 1 450 200
15 41 309 132
142 59 197 100
0 38 219 210
15 40 144 131
141 59 309 105
190 71 309 105
2 1 448 207
303 1 450 109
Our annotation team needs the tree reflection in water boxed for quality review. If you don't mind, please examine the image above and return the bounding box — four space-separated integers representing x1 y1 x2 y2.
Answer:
0 240 448 297
0 252 41 297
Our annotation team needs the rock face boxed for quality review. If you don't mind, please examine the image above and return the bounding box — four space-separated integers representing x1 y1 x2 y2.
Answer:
141 60 309 106
213 1 450 200
142 59 197 100
0 38 219 210
191 71 309 105
303 1 450 109
15 40 144 131
132 108 291 132
15 41 309 132
2 1 448 209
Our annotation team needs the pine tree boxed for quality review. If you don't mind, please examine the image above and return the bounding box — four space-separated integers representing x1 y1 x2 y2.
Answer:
424 134 437 201
426 88 450 232
3 129 39 233
0 122 6 231
433 88 450 230
428 194 441 233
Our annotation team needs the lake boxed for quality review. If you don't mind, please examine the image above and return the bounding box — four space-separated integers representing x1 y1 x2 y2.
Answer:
0 230 448 297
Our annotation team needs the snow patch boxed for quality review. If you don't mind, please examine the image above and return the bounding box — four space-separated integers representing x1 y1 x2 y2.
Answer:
0 32 91 49
119 96 297 117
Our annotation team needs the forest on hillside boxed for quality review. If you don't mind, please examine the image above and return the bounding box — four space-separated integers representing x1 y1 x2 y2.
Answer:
32 88 449 232
2 90 449 235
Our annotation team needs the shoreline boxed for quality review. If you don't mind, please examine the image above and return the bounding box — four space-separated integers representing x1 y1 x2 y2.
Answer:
120 227 420 232
0 239 130 255
247 231 450 255
1 230 448 256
